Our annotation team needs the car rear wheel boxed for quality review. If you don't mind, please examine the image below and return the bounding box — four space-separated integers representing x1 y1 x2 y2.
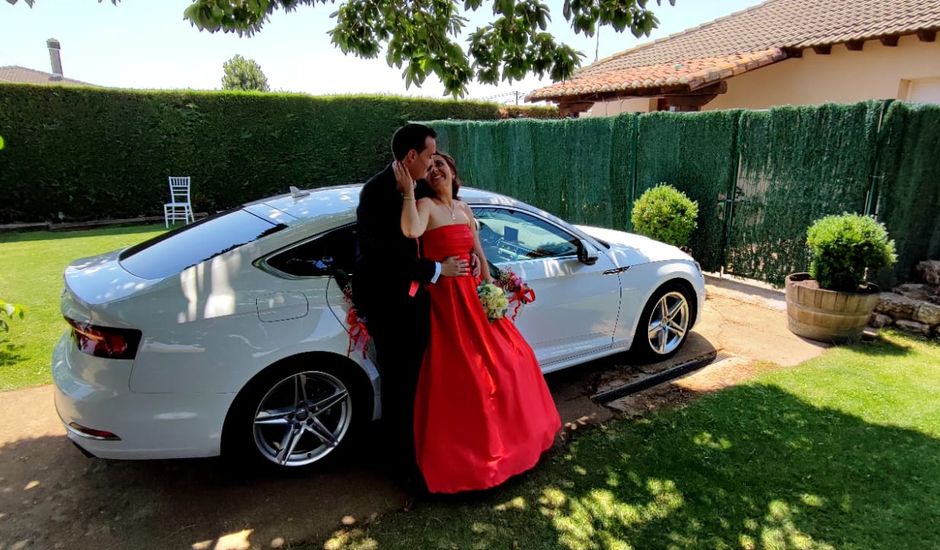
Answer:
224 359 369 472
631 282 695 361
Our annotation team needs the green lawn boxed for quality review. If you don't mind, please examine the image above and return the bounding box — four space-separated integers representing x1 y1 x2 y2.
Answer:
312 332 940 550
0 224 166 391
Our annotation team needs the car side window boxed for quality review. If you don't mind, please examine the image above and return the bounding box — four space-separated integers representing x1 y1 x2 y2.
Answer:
473 208 580 264
266 225 357 279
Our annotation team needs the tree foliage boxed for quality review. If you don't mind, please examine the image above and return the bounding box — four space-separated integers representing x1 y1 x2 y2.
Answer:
221 54 271 91
10 0 672 96
0 300 26 336
184 0 672 96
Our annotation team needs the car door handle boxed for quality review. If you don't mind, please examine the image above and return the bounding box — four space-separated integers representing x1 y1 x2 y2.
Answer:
603 266 631 275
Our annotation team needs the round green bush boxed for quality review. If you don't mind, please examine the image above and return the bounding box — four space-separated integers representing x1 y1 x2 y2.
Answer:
806 213 897 292
630 184 699 248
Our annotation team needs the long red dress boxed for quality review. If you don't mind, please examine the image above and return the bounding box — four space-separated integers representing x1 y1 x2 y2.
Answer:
413 224 562 494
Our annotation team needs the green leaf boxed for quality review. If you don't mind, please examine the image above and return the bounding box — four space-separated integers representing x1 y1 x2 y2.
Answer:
172 0 667 96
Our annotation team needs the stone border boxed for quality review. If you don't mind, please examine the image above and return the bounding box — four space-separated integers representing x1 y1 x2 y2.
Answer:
872 260 940 339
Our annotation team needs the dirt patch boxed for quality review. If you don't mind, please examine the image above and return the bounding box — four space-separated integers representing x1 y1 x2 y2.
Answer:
602 276 830 416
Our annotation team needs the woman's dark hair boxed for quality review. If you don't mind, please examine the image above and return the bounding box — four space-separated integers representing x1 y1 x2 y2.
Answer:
391 123 437 161
416 152 461 200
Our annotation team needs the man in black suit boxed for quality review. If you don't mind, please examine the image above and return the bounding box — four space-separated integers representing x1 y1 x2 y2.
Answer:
354 123 469 489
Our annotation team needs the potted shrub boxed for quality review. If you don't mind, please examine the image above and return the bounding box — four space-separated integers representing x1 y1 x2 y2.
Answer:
631 183 699 250
786 213 897 343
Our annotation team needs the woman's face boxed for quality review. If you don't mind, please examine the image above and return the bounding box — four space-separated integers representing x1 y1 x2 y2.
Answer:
427 154 453 196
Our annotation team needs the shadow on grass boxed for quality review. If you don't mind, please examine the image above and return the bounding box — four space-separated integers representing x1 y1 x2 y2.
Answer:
320 384 940 549
848 331 921 358
0 341 26 368
0 224 167 244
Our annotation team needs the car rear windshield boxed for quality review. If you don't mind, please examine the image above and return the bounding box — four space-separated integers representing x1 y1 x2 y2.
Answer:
120 209 287 279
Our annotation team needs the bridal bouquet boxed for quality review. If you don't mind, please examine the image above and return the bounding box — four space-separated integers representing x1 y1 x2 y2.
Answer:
477 281 510 321
477 268 536 322
494 268 536 321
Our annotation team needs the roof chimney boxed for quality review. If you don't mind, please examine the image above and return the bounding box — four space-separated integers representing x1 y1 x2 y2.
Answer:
47 38 63 80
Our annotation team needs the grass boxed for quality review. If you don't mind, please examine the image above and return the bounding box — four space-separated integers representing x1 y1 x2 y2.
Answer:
311 332 940 550
0 224 166 391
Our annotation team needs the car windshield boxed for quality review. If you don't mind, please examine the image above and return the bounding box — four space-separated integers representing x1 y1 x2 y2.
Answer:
120 209 286 279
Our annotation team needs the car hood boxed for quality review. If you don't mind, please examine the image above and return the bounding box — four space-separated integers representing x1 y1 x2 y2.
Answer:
576 225 693 264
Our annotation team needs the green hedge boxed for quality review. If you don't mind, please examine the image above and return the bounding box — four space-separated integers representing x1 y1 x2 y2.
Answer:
429 101 937 287
0 85 505 223
729 102 883 285
432 116 631 229
876 101 940 284
634 109 740 272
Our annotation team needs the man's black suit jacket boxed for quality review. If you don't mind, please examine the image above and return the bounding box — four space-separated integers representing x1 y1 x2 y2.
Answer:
353 163 437 321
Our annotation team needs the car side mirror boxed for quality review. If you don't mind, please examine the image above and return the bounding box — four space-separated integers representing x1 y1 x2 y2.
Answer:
577 241 598 265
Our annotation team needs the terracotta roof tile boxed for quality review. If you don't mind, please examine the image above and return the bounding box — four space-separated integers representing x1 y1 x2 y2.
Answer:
529 0 940 101
529 49 784 99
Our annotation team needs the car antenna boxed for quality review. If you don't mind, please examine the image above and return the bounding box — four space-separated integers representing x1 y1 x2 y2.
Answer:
289 186 310 199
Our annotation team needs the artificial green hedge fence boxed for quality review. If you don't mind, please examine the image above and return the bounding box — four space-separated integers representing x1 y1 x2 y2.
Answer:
877 101 940 283
0 84 522 223
432 101 939 286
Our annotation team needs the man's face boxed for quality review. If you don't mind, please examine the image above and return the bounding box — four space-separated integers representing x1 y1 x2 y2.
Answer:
405 136 437 180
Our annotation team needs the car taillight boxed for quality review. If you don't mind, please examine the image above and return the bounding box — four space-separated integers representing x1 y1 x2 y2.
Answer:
65 318 142 360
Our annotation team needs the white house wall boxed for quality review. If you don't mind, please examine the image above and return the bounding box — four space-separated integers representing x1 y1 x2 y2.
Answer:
585 34 939 116
706 34 940 110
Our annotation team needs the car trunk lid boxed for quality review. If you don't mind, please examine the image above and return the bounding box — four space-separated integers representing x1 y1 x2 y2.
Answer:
63 251 161 322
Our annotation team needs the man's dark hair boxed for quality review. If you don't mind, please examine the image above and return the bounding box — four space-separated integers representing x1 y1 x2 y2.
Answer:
391 123 437 161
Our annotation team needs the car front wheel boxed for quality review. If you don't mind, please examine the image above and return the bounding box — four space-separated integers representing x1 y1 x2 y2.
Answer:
224 360 369 472
631 283 695 361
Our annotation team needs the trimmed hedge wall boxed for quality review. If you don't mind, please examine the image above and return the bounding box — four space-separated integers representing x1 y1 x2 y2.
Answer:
0 84 524 223
431 101 939 286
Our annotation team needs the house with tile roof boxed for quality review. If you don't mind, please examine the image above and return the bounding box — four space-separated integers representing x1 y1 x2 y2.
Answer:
0 39 98 88
527 0 940 116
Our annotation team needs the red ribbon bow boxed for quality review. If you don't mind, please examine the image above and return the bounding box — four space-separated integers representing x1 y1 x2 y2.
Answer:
346 307 370 358
507 286 536 321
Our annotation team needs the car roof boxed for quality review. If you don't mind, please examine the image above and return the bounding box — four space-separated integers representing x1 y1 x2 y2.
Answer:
250 183 531 223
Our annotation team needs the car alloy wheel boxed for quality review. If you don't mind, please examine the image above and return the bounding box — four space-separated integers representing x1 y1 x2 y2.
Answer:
646 290 691 356
252 370 352 468
631 283 695 361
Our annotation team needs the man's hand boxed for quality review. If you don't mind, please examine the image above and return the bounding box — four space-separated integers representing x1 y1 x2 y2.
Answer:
440 256 470 277
469 252 482 278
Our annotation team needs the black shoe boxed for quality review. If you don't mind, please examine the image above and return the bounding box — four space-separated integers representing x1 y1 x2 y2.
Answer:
401 471 429 497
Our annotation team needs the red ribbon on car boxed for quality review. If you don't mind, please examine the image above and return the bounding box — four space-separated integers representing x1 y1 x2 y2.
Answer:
346 307 370 358
508 286 536 321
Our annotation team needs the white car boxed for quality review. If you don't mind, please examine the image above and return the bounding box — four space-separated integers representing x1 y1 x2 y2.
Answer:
53 185 705 471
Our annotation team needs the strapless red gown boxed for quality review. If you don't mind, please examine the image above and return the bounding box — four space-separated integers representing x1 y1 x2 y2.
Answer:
413 224 561 494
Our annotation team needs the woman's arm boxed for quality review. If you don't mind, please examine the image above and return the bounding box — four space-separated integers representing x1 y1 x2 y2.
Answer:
402 196 433 238
462 202 493 283
396 161 433 238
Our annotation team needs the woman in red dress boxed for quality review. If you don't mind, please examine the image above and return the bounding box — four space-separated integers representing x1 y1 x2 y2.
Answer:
398 152 561 494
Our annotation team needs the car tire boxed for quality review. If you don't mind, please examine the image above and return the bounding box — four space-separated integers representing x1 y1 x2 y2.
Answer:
630 281 696 362
222 357 371 474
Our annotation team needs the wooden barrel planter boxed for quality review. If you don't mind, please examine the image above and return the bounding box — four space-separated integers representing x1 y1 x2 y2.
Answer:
785 272 880 343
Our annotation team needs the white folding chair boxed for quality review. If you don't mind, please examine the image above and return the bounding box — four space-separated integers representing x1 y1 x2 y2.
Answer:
163 176 194 227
